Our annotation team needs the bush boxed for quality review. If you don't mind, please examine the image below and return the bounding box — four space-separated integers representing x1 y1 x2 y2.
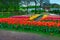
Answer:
31 10 45 13
49 10 60 15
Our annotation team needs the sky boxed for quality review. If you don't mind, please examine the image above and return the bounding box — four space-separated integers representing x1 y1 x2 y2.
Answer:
50 0 60 4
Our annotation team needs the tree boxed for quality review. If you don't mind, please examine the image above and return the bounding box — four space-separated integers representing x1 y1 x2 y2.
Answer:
0 0 20 12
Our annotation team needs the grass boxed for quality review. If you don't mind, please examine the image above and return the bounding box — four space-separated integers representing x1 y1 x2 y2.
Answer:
0 12 18 18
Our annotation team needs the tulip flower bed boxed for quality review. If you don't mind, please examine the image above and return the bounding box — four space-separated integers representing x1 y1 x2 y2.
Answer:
0 18 60 34
41 14 60 21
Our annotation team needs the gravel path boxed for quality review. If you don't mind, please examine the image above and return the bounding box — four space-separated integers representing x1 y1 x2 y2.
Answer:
0 30 60 40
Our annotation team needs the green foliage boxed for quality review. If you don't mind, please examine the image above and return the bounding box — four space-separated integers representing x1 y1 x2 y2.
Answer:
0 12 17 18
0 12 9 18
0 0 20 12
20 6 40 8
49 10 60 14
31 10 45 13
0 23 60 34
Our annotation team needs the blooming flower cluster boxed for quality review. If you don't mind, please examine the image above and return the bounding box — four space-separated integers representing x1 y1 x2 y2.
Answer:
0 18 60 27
0 18 60 34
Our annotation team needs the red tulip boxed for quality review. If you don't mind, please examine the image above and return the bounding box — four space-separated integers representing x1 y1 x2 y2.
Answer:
37 21 43 26
47 22 56 27
57 22 60 27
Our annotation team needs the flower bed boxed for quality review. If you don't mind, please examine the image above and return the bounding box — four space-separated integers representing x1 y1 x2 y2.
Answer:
30 14 40 20
10 15 30 18
0 18 60 34
41 14 60 20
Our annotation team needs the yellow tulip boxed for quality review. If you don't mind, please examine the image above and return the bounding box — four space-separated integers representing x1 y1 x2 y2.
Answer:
30 14 40 20
42 14 48 19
